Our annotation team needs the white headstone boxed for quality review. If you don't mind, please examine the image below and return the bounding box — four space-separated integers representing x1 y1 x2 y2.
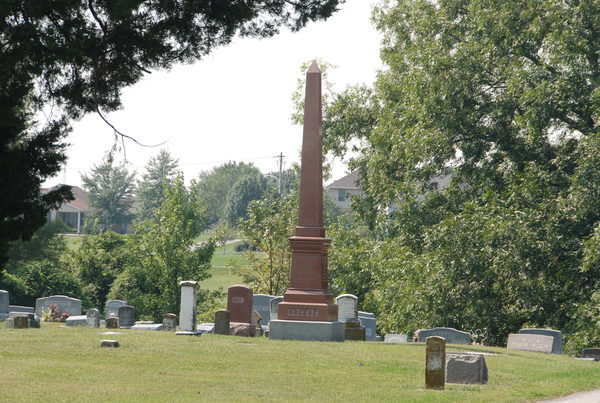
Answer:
35 295 82 317
177 281 200 336
86 308 100 327
335 294 358 321
105 300 128 319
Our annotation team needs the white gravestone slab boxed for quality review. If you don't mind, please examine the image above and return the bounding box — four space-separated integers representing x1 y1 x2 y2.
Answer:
35 295 82 317
518 328 563 354
507 333 554 353
86 309 100 327
269 296 283 321
384 334 408 343
335 294 358 321
0 290 9 319
65 315 87 326
177 281 200 336
253 294 275 325
105 300 128 319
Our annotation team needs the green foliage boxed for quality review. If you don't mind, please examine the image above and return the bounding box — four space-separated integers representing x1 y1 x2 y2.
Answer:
192 162 266 225
62 231 129 312
81 157 136 232
237 192 297 296
321 0 600 347
3 260 84 307
109 175 214 321
135 150 180 223
3 220 67 274
0 1 341 269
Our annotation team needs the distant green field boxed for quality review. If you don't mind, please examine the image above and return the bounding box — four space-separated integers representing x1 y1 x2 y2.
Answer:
203 267 244 291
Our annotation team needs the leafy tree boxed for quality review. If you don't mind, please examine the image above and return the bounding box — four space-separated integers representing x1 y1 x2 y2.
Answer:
81 157 136 232
0 0 344 270
62 230 129 311
135 150 179 223
193 162 265 225
109 175 214 321
237 191 297 296
3 220 67 274
320 0 600 347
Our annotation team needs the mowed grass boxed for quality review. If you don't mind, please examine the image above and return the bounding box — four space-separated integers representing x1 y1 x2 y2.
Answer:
1 324 600 402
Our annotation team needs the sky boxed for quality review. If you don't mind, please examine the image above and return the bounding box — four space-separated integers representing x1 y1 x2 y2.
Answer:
43 0 383 188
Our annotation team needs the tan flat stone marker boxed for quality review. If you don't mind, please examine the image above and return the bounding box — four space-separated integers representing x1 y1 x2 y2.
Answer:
426 336 446 390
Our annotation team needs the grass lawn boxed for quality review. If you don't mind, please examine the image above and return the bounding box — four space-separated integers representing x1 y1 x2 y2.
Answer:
203 267 244 291
1 323 600 402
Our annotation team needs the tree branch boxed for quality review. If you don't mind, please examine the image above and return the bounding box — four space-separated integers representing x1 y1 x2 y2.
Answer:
96 108 169 149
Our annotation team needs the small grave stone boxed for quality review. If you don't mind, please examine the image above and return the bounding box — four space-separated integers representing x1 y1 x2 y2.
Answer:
35 295 82 317
358 311 377 341
426 336 445 390
0 290 9 320
214 309 230 335
507 333 554 353
117 305 135 328
227 285 253 324
416 327 471 345
105 300 128 319
335 294 365 341
384 334 408 343
177 281 200 336
66 315 87 326
132 323 164 331
197 323 215 334
12 315 29 329
446 353 488 384
5 318 14 328
253 294 275 325
86 309 100 327
100 340 120 348
8 306 34 314
163 313 177 331
582 348 600 361
518 328 563 354
269 296 283 321
105 317 119 329
27 314 40 328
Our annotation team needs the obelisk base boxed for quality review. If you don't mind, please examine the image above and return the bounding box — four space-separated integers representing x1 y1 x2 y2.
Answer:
268 319 345 342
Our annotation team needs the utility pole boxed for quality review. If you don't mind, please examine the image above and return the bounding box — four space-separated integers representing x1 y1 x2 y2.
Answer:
277 152 284 195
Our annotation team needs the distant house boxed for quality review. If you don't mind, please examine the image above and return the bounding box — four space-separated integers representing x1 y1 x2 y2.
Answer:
325 171 362 212
42 185 89 233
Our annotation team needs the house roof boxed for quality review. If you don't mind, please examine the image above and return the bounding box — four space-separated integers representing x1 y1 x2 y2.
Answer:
41 185 90 212
326 171 360 190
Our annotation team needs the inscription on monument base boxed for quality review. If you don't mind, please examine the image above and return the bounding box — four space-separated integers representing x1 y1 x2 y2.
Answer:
288 308 320 318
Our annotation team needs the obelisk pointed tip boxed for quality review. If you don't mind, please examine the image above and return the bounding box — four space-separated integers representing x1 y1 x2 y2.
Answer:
307 60 320 74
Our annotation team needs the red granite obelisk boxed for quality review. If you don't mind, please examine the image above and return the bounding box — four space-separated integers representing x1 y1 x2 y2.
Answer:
277 61 338 322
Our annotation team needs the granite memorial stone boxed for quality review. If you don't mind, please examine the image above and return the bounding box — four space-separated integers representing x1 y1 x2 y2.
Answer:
269 296 283 321
101 340 119 348
105 317 119 329
253 294 274 325
227 285 253 324
214 309 230 335
35 295 82 317
582 348 600 361
384 334 408 343
12 315 28 329
446 353 488 384
335 294 365 341
507 333 554 353
8 306 34 314
66 315 87 326
358 312 377 341
87 308 100 327
426 336 445 390
132 322 164 331
0 290 9 320
105 300 128 319
416 327 471 345
118 305 135 328
163 313 177 331
177 280 200 336
518 328 563 354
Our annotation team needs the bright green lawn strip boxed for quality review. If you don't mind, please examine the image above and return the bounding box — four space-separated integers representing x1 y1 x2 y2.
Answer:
203 267 244 290
1 324 600 402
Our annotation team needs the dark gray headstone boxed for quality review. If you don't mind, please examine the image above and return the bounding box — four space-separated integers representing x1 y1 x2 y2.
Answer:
163 313 177 331
417 327 471 345
253 294 275 325
446 353 488 384
12 315 29 329
507 333 554 353
27 313 40 328
214 309 230 335
0 290 9 319
518 328 562 354
105 300 128 319
117 305 135 328
426 336 445 389
35 295 82 317
8 305 34 314
269 297 283 321
105 317 119 329
101 340 120 348
358 312 377 341
87 309 100 327
582 348 600 361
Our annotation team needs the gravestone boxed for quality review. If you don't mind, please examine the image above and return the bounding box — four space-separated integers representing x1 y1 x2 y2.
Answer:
384 334 408 343
66 315 87 326
8 306 34 314
269 62 344 342
426 336 445 390
335 294 365 341
197 323 215 334
105 317 119 329
27 313 40 328
358 312 377 341
253 294 274 326
416 327 471 345
582 348 600 361
177 280 200 336
105 300 128 319
35 295 82 317
117 305 135 328
5 317 14 328
132 322 164 331
13 315 29 329
507 333 554 353
163 313 177 331
0 290 9 320
446 353 488 384
269 297 283 321
214 310 230 335
518 328 563 354
227 285 253 324
100 340 119 348
87 309 100 327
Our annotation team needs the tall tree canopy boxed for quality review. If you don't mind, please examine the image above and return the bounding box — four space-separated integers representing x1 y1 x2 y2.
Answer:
135 149 180 222
324 0 600 348
0 0 344 268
